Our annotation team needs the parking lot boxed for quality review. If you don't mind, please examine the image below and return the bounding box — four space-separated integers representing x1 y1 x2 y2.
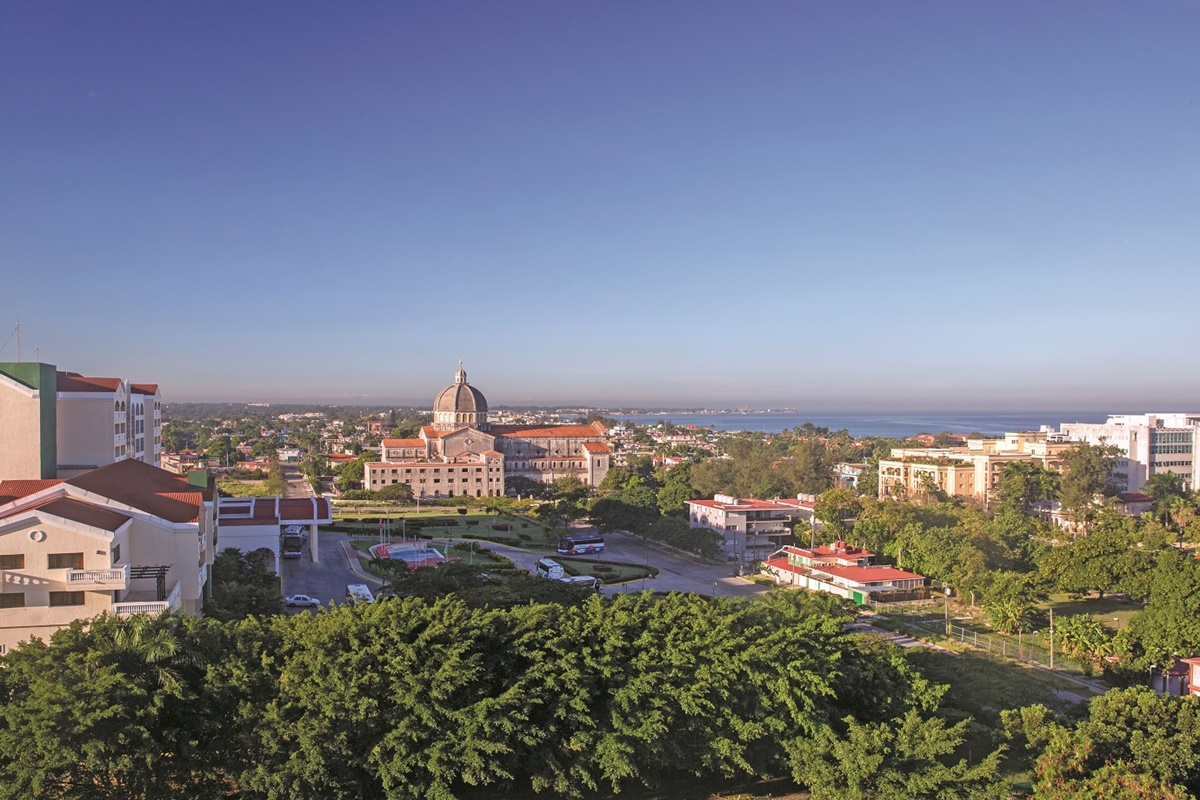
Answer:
280 531 377 613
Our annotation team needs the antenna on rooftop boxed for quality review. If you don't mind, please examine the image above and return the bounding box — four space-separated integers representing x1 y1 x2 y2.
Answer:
15 320 20 362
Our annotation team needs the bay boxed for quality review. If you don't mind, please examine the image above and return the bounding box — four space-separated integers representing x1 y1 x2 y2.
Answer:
610 411 1111 438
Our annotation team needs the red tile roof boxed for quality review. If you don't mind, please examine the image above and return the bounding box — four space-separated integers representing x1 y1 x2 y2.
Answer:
66 460 208 523
382 438 425 448
130 383 159 395
491 423 606 439
33 497 131 532
582 442 611 453
815 564 926 584
0 479 64 504
689 497 802 511
785 543 875 560
56 372 123 393
279 497 331 523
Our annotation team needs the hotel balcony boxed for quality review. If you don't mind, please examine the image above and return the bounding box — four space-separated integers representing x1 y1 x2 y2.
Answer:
66 565 130 590
113 580 181 617
113 600 170 616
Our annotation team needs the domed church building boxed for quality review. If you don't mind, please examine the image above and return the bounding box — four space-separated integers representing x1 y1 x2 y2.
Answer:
364 363 610 499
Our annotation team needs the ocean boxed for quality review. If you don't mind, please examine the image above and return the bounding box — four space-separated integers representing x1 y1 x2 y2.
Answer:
609 411 1111 438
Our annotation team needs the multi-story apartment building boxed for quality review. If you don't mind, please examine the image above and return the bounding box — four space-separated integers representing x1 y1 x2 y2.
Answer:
0 362 162 480
686 494 815 562
877 430 1074 507
1060 413 1200 493
0 459 216 654
363 364 610 498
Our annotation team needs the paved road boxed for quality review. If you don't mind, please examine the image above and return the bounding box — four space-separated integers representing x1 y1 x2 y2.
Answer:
282 529 768 607
282 465 312 498
599 531 768 598
280 532 373 613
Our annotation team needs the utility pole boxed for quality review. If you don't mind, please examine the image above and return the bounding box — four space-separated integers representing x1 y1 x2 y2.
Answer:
1049 608 1055 670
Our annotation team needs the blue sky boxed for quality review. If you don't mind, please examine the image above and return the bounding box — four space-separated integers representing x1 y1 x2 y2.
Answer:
2 2 1197 409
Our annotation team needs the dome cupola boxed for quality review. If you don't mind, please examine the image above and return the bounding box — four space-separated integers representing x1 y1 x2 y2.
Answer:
432 361 489 431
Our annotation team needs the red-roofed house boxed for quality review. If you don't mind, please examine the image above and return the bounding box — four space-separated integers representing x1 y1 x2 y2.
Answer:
686 494 816 563
0 459 217 654
763 542 928 605
0 361 161 481
363 364 611 497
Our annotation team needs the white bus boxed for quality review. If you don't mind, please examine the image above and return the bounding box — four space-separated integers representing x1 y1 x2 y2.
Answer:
346 583 375 605
535 558 565 580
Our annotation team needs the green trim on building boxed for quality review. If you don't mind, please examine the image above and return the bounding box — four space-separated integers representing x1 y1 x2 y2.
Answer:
0 362 58 479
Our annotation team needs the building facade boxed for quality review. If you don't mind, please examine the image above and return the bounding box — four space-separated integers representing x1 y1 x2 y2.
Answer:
363 364 611 498
877 430 1073 507
0 459 215 654
1060 413 1200 493
0 362 162 481
686 494 815 562
763 542 927 605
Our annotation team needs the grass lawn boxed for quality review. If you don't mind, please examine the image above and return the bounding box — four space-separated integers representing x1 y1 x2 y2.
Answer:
557 557 657 584
217 479 275 498
1040 592 1144 633
331 512 561 548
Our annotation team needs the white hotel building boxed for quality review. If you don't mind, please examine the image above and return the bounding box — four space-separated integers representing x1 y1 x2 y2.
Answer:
0 361 162 481
1060 412 1200 493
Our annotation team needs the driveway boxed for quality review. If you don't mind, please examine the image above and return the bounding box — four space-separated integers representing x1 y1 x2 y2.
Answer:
280 532 374 613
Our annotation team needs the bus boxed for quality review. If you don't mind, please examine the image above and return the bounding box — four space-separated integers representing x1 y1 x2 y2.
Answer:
346 583 375 605
557 535 604 555
535 558 565 580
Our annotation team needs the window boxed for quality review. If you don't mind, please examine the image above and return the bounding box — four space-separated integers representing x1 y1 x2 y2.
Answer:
49 591 85 607
110 544 120 563
0 554 24 570
48 553 84 570
0 593 25 609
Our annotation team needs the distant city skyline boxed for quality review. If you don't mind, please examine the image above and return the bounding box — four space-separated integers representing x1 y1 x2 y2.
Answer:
3 3 1197 409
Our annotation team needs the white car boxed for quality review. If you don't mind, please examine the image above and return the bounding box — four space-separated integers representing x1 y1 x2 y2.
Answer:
285 594 320 608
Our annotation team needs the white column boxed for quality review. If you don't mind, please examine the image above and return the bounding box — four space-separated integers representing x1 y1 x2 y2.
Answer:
309 523 319 563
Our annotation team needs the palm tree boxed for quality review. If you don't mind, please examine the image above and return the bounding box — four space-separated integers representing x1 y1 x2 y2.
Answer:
90 612 195 693
1143 471 1188 526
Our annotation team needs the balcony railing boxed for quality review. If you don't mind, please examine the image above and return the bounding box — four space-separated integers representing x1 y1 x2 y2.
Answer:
66 565 130 590
113 601 170 616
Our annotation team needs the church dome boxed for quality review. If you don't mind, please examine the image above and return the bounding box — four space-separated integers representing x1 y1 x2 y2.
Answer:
432 363 489 430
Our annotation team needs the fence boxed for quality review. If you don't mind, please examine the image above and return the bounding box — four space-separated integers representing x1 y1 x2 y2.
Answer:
878 610 1090 675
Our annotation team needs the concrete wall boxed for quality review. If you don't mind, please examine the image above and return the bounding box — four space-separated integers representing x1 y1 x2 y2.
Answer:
0 364 58 480
57 388 126 472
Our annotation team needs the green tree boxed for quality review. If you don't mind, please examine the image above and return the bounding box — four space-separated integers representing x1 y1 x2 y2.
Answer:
206 547 281 621
788 710 1005 800
1057 442 1120 531
655 464 694 516
1143 471 1189 526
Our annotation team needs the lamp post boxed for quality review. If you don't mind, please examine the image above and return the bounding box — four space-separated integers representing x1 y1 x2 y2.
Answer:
1150 664 1158 692
944 586 952 635
713 581 718 598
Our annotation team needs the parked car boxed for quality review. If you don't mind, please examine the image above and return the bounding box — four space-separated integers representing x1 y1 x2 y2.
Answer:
285 594 320 608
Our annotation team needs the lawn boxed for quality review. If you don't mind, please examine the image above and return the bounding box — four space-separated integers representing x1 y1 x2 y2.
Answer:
557 557 657 585
330 512 561 549
1039 592 1144 633
217 479 275 498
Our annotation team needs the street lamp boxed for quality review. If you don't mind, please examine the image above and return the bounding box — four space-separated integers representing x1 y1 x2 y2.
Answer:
944 586 952 635
713 581 718 598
